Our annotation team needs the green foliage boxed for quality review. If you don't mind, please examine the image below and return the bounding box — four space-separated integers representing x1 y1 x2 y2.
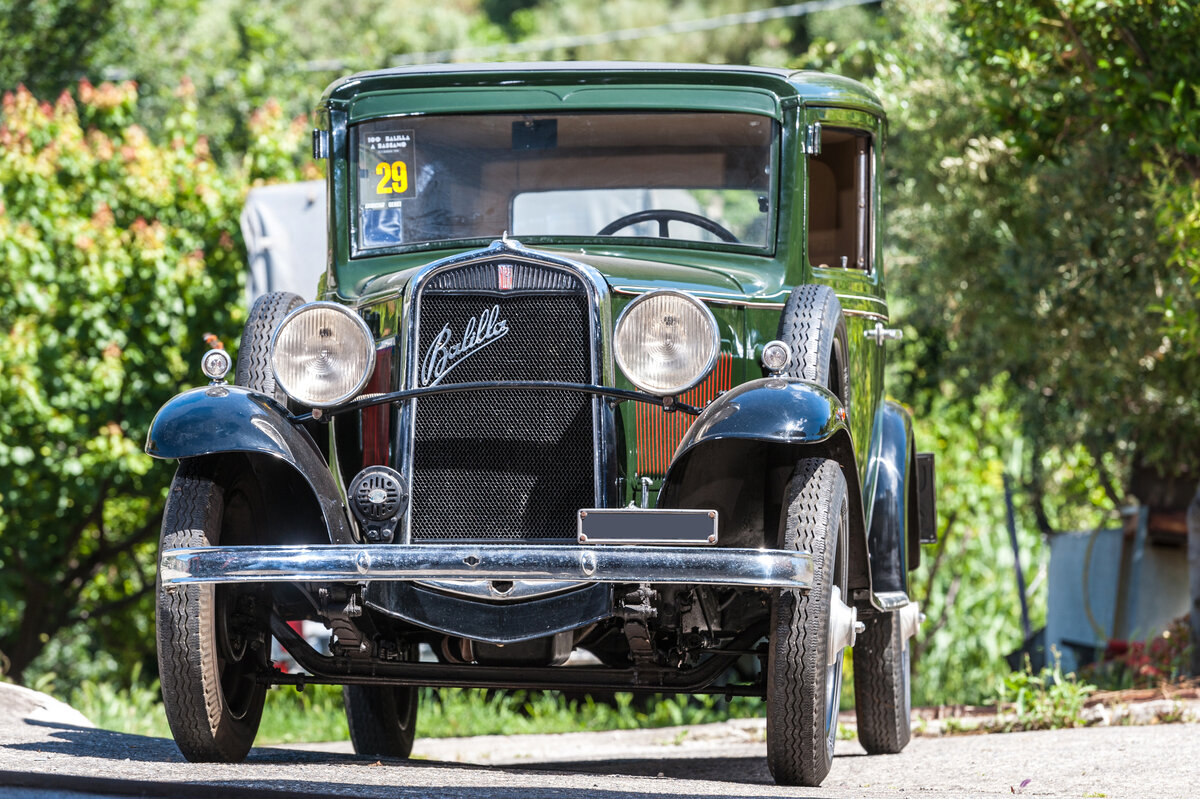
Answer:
952 0 1200 492
95 0 508 163
994 659 1095 732
0 1 201 96
508 0 807 66
0 80 239 681
418 689 764 738
64 664 167 738
794 0 1133 706
803 0 1200 511
955 0 1200 170
904 380 1051 706
0 80 309 685
0 0 123 96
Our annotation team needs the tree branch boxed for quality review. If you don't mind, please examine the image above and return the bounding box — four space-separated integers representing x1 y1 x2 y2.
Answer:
912 572 961 667
1116 25 1153 78
912 517 970 667
1054 5 1098 75
69 581 154 627
63 504 163 591
1086 441 1125 509
919 509 959 604
1024 452 1059 536
61 477 113 569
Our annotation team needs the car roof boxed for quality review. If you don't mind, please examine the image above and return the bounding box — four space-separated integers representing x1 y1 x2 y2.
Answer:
320 61 884 118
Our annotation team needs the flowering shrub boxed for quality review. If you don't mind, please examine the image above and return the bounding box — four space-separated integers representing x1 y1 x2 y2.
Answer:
0 80 312 684
1084 617 1194 691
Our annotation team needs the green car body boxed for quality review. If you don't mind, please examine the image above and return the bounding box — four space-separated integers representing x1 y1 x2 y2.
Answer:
147 62 935 786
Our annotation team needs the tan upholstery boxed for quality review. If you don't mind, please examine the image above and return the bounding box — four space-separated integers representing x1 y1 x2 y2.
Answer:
808 159 838 267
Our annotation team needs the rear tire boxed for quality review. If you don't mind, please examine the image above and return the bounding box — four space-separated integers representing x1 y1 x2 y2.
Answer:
766 457 849 787
156 461 268 762
853 610 912 754
344 683 419 758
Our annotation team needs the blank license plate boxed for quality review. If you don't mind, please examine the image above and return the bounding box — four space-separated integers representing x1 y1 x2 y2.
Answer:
577 509 718 545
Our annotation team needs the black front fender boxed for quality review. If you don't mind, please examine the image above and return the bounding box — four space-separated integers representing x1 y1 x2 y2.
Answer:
659 378 872 598
671 377 848 451
146 385 354 543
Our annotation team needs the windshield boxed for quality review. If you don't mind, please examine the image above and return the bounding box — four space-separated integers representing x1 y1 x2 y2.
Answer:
353 111 776 253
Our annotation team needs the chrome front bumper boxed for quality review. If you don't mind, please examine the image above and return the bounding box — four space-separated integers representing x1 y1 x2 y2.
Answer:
159 544 814 590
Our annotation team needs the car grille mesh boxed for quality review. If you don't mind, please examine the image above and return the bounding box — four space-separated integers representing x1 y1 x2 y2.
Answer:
410 262 594 541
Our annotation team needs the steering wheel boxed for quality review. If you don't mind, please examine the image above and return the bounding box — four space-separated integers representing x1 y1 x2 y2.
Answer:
597 209 740 243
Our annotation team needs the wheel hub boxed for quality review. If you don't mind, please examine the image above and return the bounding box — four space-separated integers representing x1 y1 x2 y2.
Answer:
826 585 859 666
898 601 922 651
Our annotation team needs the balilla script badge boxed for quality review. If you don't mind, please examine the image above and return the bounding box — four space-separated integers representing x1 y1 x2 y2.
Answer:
420 304 510 387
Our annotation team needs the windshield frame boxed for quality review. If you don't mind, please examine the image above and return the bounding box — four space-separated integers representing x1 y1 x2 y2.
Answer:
347 110 780 260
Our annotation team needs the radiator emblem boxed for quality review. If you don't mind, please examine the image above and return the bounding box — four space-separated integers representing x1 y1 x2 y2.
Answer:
498 263 513 291
420 304 509 387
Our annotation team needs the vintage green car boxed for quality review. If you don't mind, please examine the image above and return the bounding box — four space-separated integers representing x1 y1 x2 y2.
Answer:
147 62 936 787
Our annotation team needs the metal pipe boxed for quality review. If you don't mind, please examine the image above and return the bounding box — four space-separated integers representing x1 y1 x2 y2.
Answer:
161 543 814 590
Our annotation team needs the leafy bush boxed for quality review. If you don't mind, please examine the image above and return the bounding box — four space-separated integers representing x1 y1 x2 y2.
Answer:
0 79 310 685
995 660 1095 732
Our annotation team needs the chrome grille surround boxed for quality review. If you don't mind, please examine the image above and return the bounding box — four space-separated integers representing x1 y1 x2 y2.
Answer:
396 240 614 548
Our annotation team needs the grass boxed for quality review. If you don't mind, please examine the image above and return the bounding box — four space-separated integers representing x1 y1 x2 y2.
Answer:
65 651 874 744
66 678 770 744
59 649 857 744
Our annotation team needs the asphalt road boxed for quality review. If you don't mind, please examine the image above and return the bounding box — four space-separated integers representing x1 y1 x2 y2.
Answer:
1 693 1197 799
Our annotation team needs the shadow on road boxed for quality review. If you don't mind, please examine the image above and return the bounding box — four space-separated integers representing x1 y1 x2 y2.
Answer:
528 753 774 784
4 719 182 763
3 721 829 798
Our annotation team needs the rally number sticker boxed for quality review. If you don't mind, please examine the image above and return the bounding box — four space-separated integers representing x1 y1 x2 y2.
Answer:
362 128 416 198
375 161 409 195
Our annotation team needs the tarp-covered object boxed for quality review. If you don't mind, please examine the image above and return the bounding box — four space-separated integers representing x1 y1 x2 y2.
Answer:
241 180 327 304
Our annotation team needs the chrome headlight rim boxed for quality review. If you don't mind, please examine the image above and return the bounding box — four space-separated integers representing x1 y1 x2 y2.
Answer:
614 289 721 397
270 301 375 409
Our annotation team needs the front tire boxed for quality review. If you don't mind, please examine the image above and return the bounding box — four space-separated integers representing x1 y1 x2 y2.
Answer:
156 462 268 762
766 457 849 787
344 683 419 758
853 610 912 754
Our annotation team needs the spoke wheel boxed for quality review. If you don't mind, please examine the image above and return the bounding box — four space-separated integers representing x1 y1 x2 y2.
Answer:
766 457 849 787
156 461 268 762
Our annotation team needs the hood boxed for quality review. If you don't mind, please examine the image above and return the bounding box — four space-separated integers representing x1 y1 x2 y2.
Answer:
353 241 787 306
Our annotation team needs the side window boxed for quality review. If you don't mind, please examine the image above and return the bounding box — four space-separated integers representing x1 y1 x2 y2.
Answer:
807 128 873 271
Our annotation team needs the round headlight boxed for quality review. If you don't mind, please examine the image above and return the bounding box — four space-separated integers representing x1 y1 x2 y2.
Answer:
614 290 720 396
271 302 375 408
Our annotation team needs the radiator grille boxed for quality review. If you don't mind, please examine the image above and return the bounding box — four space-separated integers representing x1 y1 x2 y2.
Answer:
635 353 733 476
410 262 595 541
